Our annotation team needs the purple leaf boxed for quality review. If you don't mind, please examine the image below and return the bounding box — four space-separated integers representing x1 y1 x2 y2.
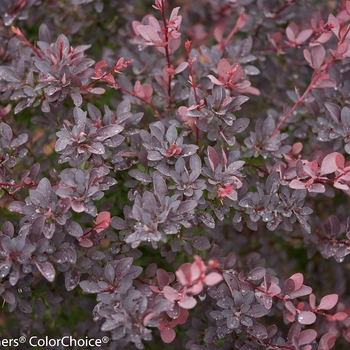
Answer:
177 200 197 214
65 220 83 237
246 304 269 318
325 102 341 123
247 267 266 281
95 124 123 141
157 269 169 290
0 66 21 82
0 122 13 141
114 257 133 281
192 236 210 250
35 261 55 282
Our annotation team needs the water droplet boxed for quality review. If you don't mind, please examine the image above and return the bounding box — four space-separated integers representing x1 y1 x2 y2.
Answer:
3 13 16 26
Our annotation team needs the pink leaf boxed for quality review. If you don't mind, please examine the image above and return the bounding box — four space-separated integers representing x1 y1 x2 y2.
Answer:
296 29 313 44
207 75 223 85
175 61 188 74
309 293 316 309
217 58 231 77
299 329 317 345
329 311 348 321
289 179 306 189
318 332 337 350
290 273 304 290
289 285 312 299
163 286 178 302
347 0 350 16
311 45 326 69
285 23 298 42
204 272 223 286
303 49 312 65
178 296 197 309
320 152 344 175
318 294 338 310
94 211 110 233
160 326 176 343
298 310 316 325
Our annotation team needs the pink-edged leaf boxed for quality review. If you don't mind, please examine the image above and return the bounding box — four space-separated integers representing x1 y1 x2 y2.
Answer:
204 272 223 286
160 326 176 343
325 102 341 123
311 45 326 68
35 261 55 282
163 286 178 302
299 329 317 346
207 75 223 85
298 310 316 325
178 296 197 309
314 77 336 88
318 294 338 310
207 146 220 172
320 152 344 175
143 311 155 326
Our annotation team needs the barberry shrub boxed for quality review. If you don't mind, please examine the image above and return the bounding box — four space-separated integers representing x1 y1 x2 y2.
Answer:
1 0 350 349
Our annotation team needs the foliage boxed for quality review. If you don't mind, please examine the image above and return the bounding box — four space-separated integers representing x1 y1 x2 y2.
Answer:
1 0 350 349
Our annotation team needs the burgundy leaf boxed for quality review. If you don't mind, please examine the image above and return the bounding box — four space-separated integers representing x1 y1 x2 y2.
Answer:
160 326 176 343
192 236 210 250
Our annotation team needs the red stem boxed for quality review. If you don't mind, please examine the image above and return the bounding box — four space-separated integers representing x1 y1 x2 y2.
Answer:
11 27 43 59
114 84 165 119
185 41 200 145
159 0 172 101
270 74 318 138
